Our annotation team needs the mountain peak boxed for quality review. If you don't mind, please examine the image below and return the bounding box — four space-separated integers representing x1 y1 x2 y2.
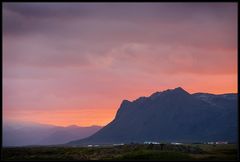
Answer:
150 87 189 99
174 86 184 90
121 99 131 106
172 87 189 93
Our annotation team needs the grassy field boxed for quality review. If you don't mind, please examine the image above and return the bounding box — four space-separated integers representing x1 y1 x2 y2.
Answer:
2 144 238 160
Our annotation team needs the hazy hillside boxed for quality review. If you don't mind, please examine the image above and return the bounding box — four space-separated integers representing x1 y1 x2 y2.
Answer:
39 125 102 145
3 122 102 146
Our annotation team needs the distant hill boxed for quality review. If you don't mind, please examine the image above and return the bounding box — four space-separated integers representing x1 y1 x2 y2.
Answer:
68 87 237 146
3 122 102 146
39 125 102 145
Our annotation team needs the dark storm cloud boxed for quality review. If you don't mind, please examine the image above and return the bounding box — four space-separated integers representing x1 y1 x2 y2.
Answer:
3 3 237 36
3 2 237 72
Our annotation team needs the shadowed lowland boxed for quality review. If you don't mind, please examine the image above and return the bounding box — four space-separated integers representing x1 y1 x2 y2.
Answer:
2 144 237 160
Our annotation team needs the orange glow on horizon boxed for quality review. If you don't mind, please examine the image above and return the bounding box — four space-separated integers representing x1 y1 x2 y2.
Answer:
4 77 237 127
4 108 118 127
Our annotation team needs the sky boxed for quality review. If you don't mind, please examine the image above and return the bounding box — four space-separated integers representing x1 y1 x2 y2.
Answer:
3 3 238 126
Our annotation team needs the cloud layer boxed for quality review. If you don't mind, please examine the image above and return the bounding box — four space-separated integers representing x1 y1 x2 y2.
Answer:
3 3 237 126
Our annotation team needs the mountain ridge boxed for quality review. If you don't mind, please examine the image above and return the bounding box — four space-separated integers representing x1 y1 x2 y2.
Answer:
67 87 237 146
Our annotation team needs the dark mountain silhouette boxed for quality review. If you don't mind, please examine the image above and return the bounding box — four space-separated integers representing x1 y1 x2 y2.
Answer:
68 87 237 146
3 122 102 146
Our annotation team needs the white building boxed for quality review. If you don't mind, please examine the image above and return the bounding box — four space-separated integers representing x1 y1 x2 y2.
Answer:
216 141 228 144
144 141 160 144
171 142 182 145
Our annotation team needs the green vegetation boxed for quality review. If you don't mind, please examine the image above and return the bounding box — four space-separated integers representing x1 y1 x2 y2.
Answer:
188 144 238 160
2 144 237 160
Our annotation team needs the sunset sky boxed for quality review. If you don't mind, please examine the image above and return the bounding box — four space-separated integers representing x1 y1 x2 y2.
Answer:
3 3 237 126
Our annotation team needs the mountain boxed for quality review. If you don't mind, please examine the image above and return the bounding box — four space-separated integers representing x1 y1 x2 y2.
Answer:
3 122 102 146
68 87 238 146
3 122 59 146
39 125 102 145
